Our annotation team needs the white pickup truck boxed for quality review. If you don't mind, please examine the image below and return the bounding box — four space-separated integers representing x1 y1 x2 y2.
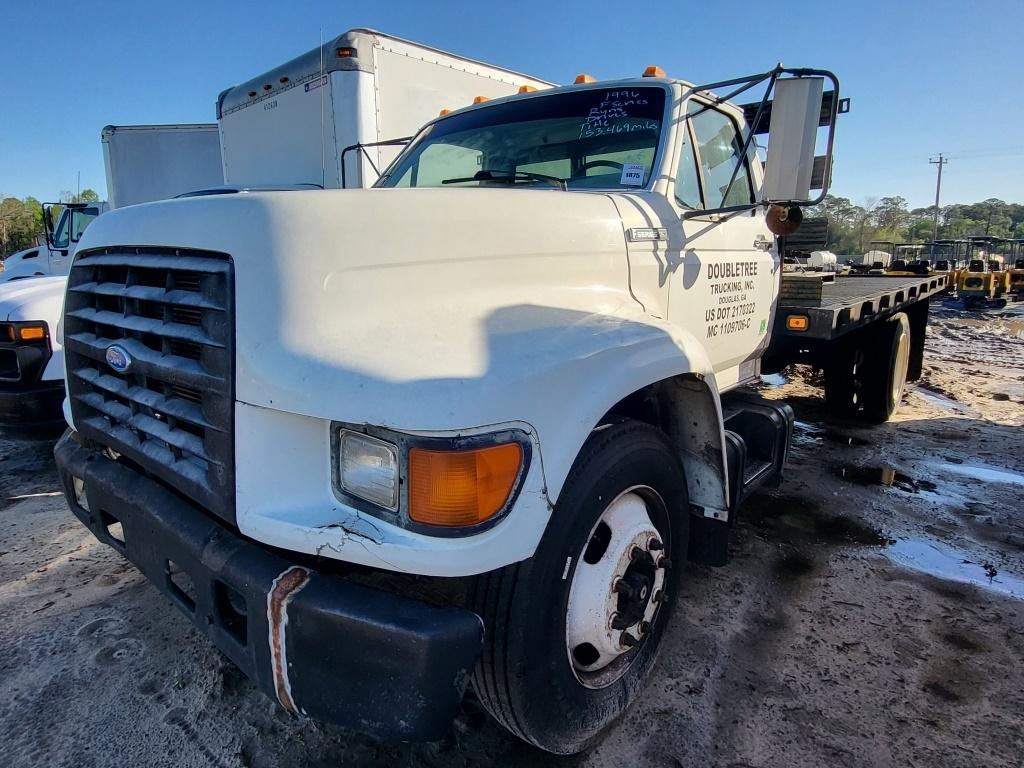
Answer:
54 64 946 753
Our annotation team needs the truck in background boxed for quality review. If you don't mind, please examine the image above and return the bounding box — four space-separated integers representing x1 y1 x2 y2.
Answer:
1 202 109 283
0 124 224 435
102 124 224 209
216 28 552 189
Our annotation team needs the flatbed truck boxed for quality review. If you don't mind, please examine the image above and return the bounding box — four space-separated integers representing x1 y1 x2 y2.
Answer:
54 60 942 754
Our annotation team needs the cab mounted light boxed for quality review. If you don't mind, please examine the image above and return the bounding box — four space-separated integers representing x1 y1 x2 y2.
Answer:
518 85 538 93
336 46 356 58
439 108 451 116
642 65 666 78
473 95 490 104
574 73 596 84
409 443 523 527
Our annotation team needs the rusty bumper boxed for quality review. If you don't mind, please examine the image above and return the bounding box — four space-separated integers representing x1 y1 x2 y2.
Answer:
55 432 484 741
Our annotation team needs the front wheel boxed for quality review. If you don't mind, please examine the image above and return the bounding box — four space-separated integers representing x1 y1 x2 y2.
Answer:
468 420 689 754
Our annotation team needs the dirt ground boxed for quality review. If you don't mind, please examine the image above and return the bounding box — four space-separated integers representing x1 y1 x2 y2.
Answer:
2 300 1022 768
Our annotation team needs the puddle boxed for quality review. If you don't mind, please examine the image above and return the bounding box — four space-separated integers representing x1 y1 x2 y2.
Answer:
793 422 869 448
885 538 1024 599
831 465 937 493
744 494 890 547
910 386 975 415
760 373 788 388
937 463 1024 486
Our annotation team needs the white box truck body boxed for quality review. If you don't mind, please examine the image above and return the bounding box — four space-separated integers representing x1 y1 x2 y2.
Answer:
216 28 552 189
102 123 224 209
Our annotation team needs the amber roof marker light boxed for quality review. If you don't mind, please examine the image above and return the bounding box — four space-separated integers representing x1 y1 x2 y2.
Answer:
642 66 667 78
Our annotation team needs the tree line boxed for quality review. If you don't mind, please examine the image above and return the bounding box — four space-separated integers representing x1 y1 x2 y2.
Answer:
0 190 100 257
809 196 1024 256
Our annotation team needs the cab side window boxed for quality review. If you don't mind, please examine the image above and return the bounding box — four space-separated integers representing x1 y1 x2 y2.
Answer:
674 122 702 209
688 102 753 209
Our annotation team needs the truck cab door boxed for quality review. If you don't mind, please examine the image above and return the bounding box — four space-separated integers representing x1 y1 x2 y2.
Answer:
666 100 777 388
51 207 100 275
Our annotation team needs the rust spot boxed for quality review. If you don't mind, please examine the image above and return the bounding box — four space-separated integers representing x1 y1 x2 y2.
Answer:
267 566 311 714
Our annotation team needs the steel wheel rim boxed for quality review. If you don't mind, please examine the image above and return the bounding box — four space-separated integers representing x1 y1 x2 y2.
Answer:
565 486 670 689
892 329 910 404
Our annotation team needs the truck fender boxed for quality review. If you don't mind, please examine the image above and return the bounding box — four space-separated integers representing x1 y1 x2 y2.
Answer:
540 322 728 520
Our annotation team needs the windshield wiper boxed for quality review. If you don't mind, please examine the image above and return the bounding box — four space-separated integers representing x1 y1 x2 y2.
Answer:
441 169 566 190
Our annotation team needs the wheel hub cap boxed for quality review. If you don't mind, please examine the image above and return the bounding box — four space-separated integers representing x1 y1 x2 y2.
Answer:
566 490 668 687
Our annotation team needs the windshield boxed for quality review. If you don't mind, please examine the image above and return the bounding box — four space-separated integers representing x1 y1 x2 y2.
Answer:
380 87 667 191
71 208 99 242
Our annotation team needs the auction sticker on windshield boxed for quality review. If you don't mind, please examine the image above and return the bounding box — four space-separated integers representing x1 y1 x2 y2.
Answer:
621 164 646 186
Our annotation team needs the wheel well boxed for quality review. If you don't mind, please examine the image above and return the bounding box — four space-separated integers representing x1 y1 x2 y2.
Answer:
601 375 728 516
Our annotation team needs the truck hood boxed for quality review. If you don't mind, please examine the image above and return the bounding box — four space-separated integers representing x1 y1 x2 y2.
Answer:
76 188 653 429
0 275 67 322
1 246 51 282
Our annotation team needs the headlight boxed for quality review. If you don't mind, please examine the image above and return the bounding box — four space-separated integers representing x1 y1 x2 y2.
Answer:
338 431 399 510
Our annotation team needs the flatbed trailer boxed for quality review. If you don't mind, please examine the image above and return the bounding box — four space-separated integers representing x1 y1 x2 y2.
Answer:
764 273 952 421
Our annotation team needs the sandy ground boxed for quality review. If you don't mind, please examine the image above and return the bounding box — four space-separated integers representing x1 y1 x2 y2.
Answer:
1 301 1022 768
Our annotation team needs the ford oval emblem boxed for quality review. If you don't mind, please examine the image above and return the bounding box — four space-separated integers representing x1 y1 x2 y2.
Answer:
105 345 132 373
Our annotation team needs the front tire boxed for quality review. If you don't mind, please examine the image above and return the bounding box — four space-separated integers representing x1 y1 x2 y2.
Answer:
468 420 689 754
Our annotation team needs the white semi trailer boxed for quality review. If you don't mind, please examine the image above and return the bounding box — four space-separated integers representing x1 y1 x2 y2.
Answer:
0 125 223 435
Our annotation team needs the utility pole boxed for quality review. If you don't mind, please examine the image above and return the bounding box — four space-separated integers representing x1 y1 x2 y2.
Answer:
929 154 947 248
77 171 81 202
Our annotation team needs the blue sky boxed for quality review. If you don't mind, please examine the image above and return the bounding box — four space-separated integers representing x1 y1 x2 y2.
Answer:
1 0 1021 208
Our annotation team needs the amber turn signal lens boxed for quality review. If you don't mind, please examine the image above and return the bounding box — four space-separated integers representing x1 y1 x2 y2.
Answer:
574 73 596 84
409 443 523 527
18 325 46 341
786 315 809 331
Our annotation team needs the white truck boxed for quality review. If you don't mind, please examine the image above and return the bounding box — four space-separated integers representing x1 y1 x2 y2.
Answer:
0 125 222 435
54 63 947 753
216 28 552 189
1 202 110 283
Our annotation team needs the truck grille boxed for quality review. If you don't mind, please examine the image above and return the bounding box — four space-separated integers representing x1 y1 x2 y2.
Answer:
64 247 235 524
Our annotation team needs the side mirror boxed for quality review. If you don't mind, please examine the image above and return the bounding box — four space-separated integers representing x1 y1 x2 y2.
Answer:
43 205 55 249
761 77 824 203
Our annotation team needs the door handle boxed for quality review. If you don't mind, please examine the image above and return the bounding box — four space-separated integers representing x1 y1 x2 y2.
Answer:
753 236 773 251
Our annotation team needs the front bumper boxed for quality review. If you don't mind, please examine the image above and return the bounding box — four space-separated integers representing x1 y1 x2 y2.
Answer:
55 433 484 741
0 381 65 435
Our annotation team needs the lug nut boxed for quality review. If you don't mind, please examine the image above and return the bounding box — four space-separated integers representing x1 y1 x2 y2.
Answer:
631 547 653 564
612 579 636 599
620 632 638 648
611 614 630 630
653 589 665 603
639 620 652 635
648 539 664 551
657 556 672 570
